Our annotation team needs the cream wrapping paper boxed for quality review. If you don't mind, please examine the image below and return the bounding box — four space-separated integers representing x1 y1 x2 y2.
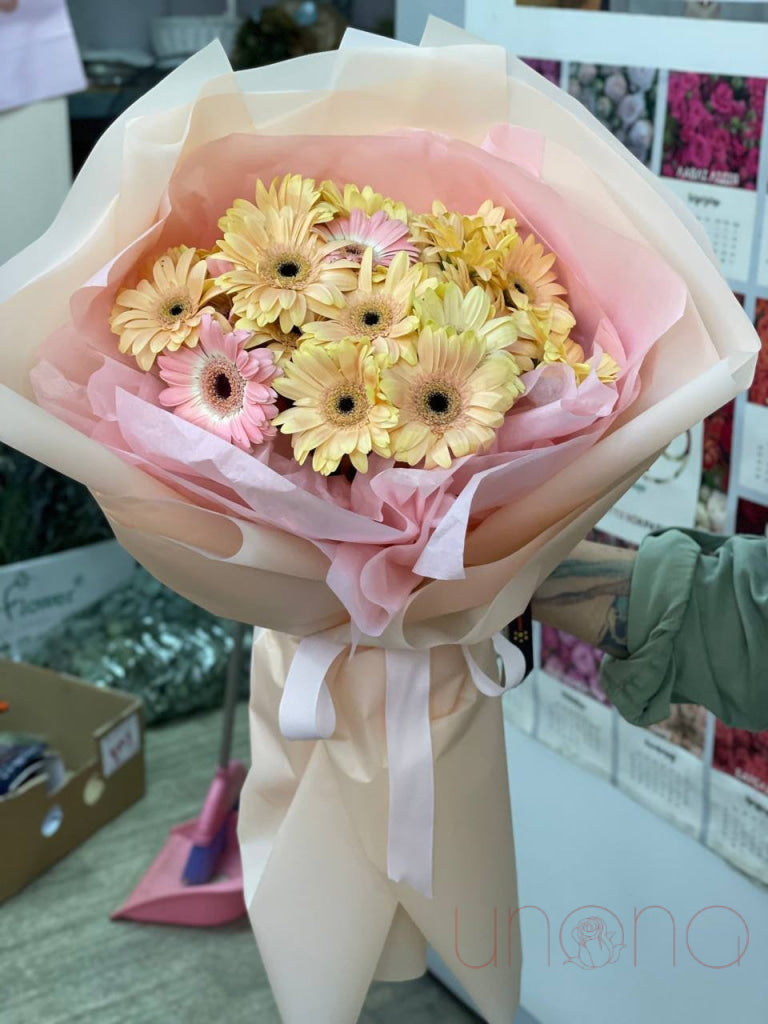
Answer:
242 630 521 1023
0 17 759 1023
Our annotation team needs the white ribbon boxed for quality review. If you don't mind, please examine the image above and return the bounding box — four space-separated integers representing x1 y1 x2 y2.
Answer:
278 635 340 740
277 632 527 898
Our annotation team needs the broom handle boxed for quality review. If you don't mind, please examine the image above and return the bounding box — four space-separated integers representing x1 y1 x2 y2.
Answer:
219 621 246 769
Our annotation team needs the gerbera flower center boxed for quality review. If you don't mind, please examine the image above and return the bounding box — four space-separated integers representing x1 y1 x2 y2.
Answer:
160 295 192 325
266 324 303 350
324 382 369 427
326 241 367 263
507 278 534 303
267 251 311 288
199 356 245 419
343 243 366 259
214 372 232 399
415 380 463 429
349 299 394 337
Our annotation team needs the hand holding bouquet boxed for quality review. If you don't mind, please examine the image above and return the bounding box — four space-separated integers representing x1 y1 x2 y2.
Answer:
0 21 758 1024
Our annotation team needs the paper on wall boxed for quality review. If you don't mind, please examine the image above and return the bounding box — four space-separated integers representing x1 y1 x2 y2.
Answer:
0 0 86 114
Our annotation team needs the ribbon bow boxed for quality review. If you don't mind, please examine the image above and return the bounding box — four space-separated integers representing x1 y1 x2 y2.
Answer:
278 633 526 898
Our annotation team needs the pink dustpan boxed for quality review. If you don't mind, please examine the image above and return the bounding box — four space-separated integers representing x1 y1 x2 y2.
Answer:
112 624 249 928
112 811 246 927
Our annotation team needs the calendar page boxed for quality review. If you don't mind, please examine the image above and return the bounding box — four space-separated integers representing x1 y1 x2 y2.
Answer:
502 674 537 735
738 301 768 501
598 425 704 544
706 725 768 883
662 180 757 282
708 771 768 886
616 717 706 839
758 209 768 291
738 403 768 500
533 670 614 780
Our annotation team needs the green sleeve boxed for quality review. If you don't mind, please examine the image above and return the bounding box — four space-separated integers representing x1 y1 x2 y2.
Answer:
600 528 768 730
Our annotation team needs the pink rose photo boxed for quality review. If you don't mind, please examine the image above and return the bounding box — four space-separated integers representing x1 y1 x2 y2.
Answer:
714 724 768 794
662 72 766 189
540 624 610 704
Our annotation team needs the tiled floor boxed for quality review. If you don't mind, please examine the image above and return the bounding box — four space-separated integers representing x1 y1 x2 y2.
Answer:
0 706 482 1024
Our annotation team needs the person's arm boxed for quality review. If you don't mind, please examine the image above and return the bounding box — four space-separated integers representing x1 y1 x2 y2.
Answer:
531 540 635 658
534 530 768 732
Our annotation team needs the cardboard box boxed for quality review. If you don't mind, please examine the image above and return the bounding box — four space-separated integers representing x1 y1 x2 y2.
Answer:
0 659 145 903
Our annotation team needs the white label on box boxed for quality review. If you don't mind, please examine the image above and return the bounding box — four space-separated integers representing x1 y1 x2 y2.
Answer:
598 425 703 545
503 675 536 735
535 670 614 779
661 179 757 282
737 402 768 499
706 770 768 885
100 714 141 778
616 718 704 837
0 540 135 649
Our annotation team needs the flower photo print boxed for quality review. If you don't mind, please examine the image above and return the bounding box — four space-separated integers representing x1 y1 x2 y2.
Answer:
568 64 658 167
662 73 766 189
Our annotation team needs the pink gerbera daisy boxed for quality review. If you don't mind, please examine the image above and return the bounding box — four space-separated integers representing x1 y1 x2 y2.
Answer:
318 209 419 266
157 315 281 451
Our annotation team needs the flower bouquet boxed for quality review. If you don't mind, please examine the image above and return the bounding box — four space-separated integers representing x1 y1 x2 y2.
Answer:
0 19 758 1023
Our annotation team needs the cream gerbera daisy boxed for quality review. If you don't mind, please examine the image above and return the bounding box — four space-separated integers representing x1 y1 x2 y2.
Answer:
274 340 398 475
414 282 518 352
255 173 335 227
157 316 281 451
382 327 525 470
302 249 423 365
321 181 409 223
496 233 567 310
109 247 223 371
213 177 357 332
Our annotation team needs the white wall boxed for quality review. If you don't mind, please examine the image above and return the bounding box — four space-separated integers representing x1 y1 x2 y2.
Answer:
0 99 71 264
395 0 465 42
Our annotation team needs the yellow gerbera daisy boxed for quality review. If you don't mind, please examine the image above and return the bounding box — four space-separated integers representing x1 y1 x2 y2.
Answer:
382 327 525 470
273 340 398 475
410 200 518 282
543 338 620 384
302 249 424 365
514 300 576 351
593 352 621 383
213 176 356 332
414 282 518 352
109 246 223 371
321 181 409 223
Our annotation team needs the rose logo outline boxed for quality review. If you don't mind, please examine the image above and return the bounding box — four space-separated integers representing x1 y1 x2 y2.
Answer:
560 906 626 970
